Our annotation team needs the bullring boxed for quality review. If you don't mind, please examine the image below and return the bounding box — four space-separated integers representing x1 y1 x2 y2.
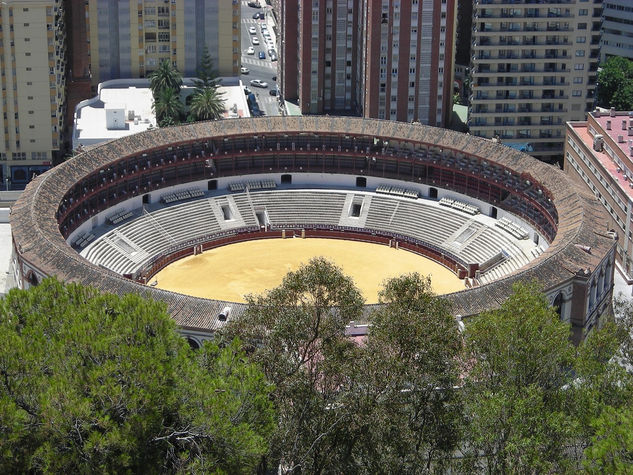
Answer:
10 117 617 343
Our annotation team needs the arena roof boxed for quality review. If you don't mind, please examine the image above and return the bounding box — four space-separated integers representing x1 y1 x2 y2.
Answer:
11 117 615 332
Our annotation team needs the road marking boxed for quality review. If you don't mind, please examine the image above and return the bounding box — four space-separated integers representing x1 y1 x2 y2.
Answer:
241 57 276 70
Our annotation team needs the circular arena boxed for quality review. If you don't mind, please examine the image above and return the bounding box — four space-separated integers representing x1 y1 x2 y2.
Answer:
11 117 617 344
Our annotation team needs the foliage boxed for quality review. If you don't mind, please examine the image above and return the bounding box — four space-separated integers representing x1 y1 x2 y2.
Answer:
149 60 184 127
0 278 274 473
152 87 184 128
583 405 633 473
597 56 633 110
149 59 183 97
188 87 226 122
460 281 577 473
225 257 365 473
226 262 467 473
194 46 220 91
350 274 462 473
580 298 633 472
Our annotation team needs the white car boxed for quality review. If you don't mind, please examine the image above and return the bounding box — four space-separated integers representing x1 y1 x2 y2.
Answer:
250 79 268 88
252 37 260 45
248 26 257 34
240 67 249 74
246 46 255 55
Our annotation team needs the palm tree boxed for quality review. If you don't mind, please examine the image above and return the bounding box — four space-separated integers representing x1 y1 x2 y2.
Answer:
152 87 184 127
149 60 183 97
189 87 225 122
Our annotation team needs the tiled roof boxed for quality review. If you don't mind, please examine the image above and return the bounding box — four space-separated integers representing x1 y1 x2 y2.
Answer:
11 117 615 331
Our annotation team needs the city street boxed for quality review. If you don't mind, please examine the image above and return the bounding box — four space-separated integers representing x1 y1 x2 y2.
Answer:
240 1 280 117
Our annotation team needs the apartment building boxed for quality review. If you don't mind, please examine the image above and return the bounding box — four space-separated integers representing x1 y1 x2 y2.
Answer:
0 0 66 187
470 0 602 162
601 0 633 61
82 0 240 85
565 109 633 279
277 0 456 127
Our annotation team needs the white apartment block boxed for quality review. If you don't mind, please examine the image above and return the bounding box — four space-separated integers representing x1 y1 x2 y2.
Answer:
601 0 633 61
470 0 602 162
0 0 66 187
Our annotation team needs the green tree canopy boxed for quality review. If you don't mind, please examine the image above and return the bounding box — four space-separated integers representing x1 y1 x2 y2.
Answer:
194 46 220 91
152 86 184 127
0 278 275 473
460 282 577 473
225 257 365 473
597 56 633 110
349 274 463 473
189 86 226 122
149 59 183 97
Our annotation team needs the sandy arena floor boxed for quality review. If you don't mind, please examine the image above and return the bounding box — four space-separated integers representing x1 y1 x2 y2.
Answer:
154 238 465 303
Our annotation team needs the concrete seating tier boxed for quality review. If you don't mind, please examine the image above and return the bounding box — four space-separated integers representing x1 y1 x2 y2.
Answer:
107 210 134 225
439 197 480 215
161 188 205 204
376 184 419 199
248 190 346 225
72 232 95 249
82 189 535 285
229 180 276 192
495 217 529 240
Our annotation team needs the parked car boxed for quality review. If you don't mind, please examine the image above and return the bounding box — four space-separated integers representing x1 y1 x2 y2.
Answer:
272 76 277 82
252 37 260 45
252 12 262 19
246 46 255 55
269 88 278 96
261 24 267 31
268 48 276 56
250 79 268 88
270 54 277 62
248 26 257 34
240 67 249 74
247 1 261 8
258 51 266 60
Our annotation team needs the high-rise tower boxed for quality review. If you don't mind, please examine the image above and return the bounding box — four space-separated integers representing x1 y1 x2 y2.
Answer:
469 0 602 162
278 0 456 127
0 0 67 187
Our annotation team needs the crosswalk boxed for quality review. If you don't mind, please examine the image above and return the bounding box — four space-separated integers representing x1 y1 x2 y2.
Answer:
241 56 276 70
242 18 265 25
240 0 268 8
252 95 278 105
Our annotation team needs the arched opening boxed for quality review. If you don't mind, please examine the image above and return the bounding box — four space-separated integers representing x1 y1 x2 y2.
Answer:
187 337 200 350
429 187 438 199
553 292 563 318
25 270 39 287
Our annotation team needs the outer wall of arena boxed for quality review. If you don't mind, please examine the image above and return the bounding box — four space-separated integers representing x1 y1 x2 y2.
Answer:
9 118 617 345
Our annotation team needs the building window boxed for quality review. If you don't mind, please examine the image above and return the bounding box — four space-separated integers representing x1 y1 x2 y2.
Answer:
572 90 582 96
575 50 585 57
577 36 586 43
579 9 588 15
578 23 587 29
574 63 585 70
